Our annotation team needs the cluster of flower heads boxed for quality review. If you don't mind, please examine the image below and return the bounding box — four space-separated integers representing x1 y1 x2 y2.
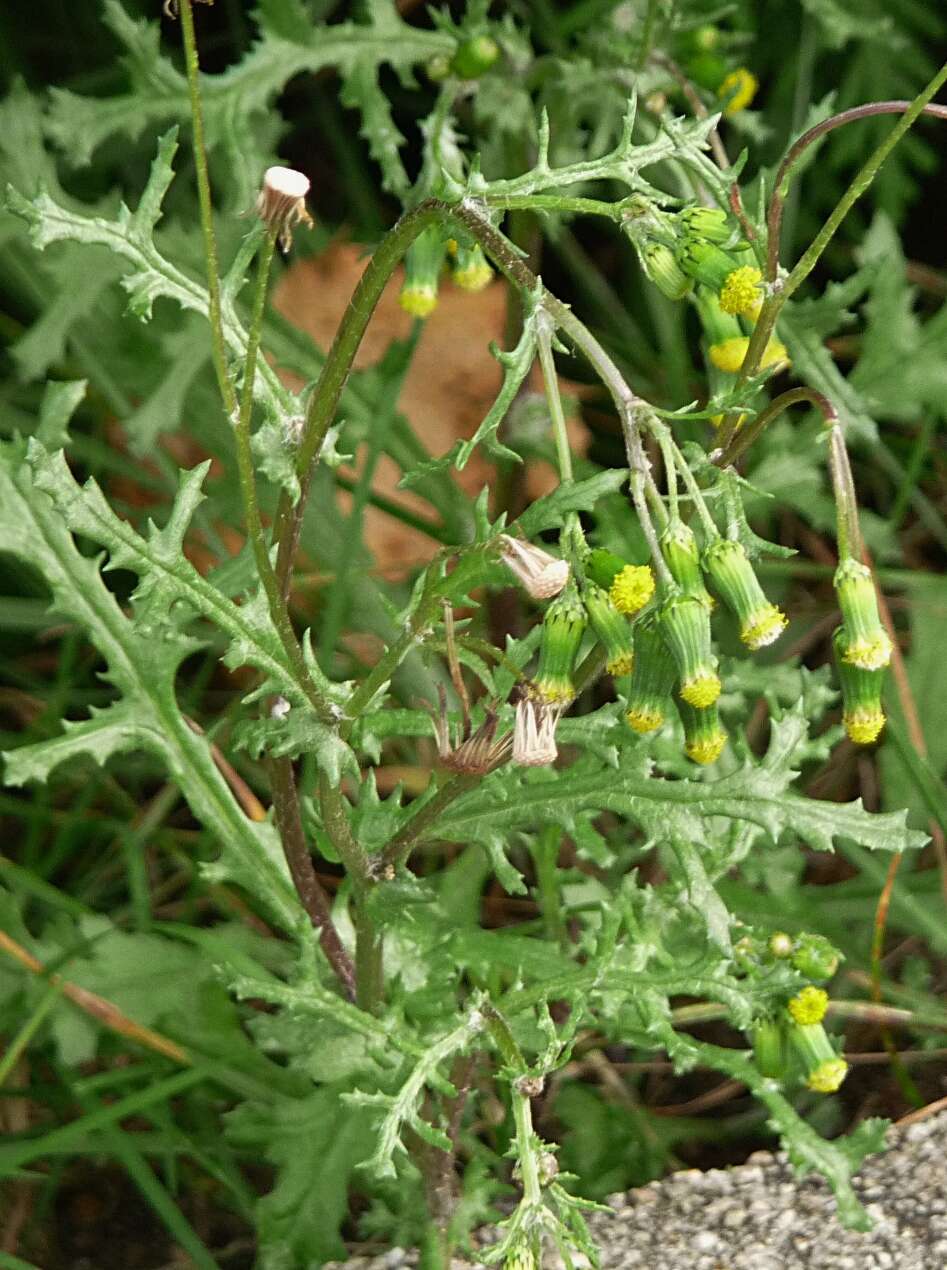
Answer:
500 519 789 767
737 930 848 1095
632 203 788 423
398 227 494 318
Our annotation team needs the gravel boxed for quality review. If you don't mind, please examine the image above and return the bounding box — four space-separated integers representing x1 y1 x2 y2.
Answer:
332 1111 947 1269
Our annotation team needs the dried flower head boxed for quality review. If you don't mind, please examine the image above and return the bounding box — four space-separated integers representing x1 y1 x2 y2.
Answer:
256 166 313 250
512 696 559 767
430 687 511 776
499 535 570 600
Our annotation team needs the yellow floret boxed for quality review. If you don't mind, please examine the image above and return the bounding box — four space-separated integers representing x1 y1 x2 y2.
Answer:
609 564 656 615
453 263 493 292
787 986 829 1026
680 673 721 708
685 731 727 765
399 286 438 318
606 651 635 677
844 708 886 746
806 1058 848 1094
719 266 764 317
626 707 664 734
842 634 892 671
741 604 788 650
720 67 758 116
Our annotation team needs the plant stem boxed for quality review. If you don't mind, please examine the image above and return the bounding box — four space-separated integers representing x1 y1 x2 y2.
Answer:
717 386 837 467
266 755 356 999
766 99 947 282
381 773 479 872
177 0 236 418
828 423 862 561
536 312 574 486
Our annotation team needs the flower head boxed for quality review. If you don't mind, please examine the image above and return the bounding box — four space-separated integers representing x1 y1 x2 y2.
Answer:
585 584 635 676
532 587 586 705
499 535 570 600
659 595 720 707
806 1058 848 1094
430 687 511 776
399 226 447 317
787 986 829 1026
833 627 886 745
719 265 764 317
625 615 677 733
702 539 787 650
719 67 759 115
678 205 731 245
660 520 714 609
792 934 841 982
609 564 656 615
679 699 727 765
512 696 559 767
640 240 691 300
787 1014 848 1094
256 166 313 250
452 242 493 291
834 558 892 671
768 932 794 959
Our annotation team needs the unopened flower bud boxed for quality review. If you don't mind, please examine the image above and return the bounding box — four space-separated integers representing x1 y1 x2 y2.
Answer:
702 539 787 650
679 699 727 765
499 535 570 600
791 933 841 982
640 240 691 300
532 588 586 705
399 227 447 318
687 51 728 92
452 242 493 291
787 986 829 1027
834 558 892 671
451 34 500 79
625 615 676 733
833 626 886 744
659 595 721 707
504 1241 537 1270
678 205 731 245
256 166 313 251
719 67 759 115
512 696 559 767
585 584 635 676
752 1018 785 1079
660 520 714 609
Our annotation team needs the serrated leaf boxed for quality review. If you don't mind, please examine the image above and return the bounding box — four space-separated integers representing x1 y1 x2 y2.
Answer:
234 708 358 786
0 440 301 932
515 468 630 538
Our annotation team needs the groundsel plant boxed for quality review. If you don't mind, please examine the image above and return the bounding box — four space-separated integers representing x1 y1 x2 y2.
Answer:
2 1 946 1265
